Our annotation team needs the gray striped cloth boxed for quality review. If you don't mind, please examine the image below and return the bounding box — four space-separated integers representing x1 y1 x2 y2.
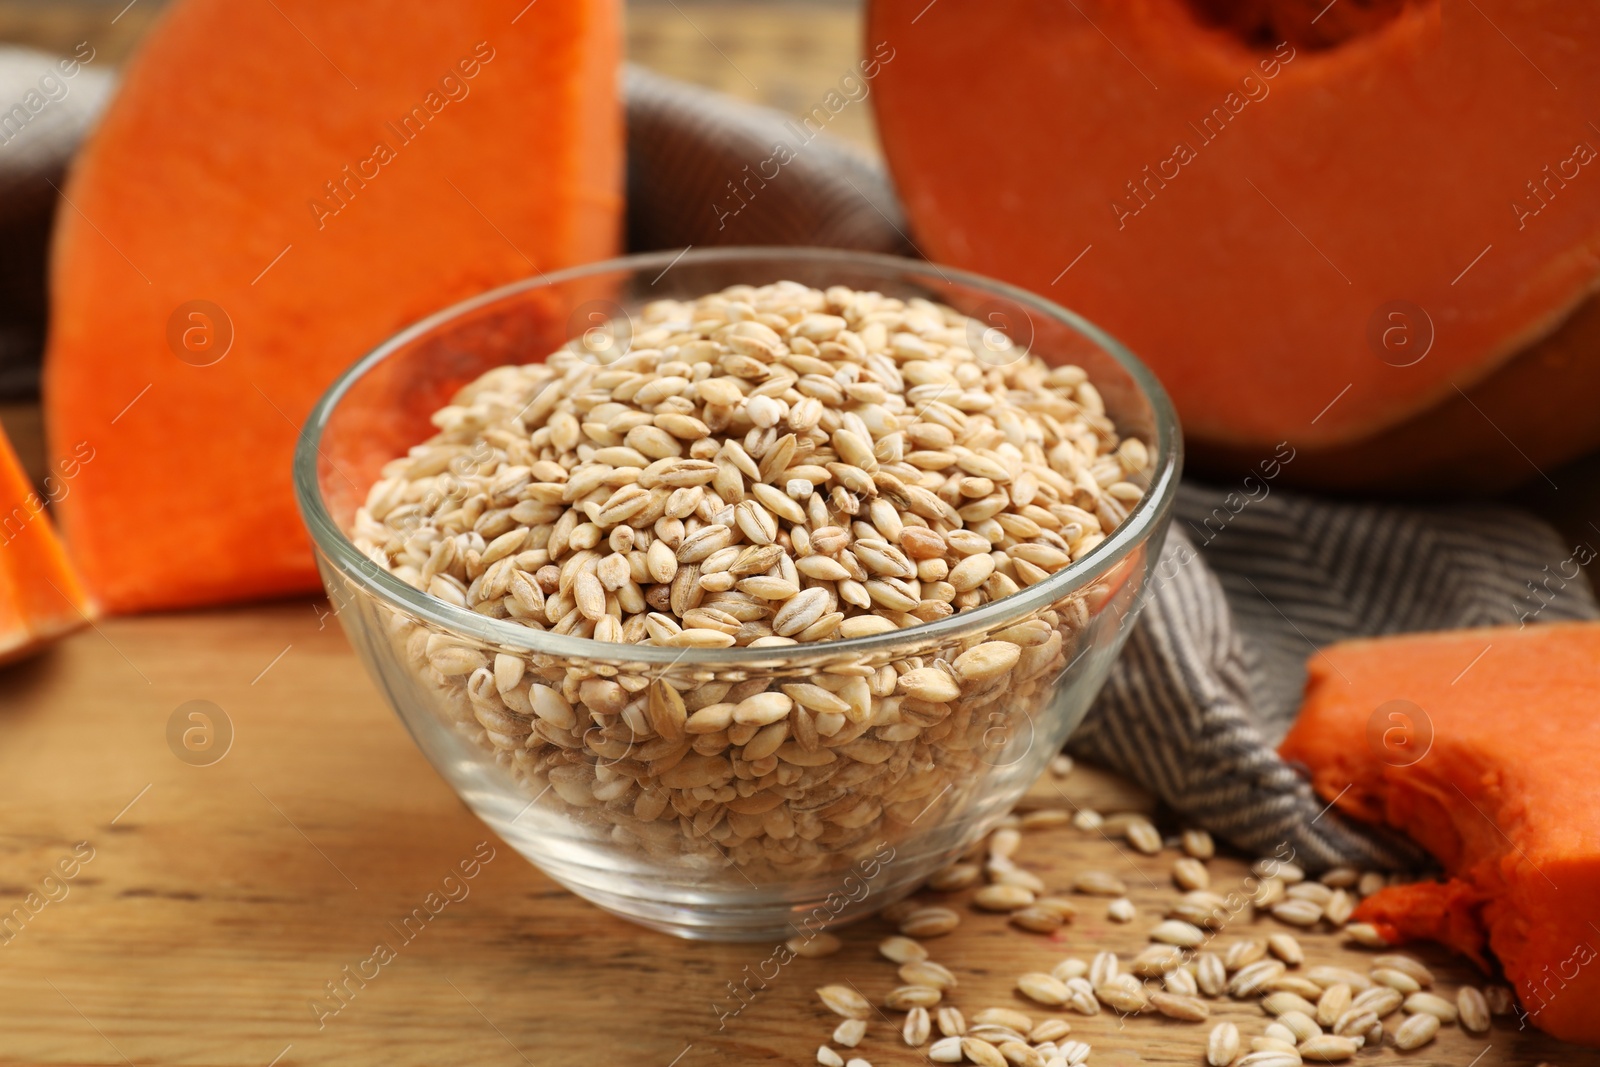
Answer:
623 66 1600 868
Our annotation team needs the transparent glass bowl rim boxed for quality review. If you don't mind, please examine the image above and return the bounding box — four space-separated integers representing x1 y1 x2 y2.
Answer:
292 246 1183 666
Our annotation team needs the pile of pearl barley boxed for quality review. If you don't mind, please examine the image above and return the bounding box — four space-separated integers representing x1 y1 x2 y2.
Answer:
351 282 1152 872
804 810 1513 1067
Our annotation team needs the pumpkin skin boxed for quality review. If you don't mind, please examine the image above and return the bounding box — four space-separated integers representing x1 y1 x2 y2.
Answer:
868 0 1600 491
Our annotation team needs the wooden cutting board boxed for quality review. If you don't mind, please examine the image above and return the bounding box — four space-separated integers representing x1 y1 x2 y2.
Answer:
1 603 1590 1066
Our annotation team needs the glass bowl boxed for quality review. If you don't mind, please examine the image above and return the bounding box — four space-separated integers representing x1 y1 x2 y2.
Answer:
293 248 1181 941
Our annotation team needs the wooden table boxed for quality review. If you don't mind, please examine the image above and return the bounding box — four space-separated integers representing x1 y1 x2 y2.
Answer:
2 602 1591 1066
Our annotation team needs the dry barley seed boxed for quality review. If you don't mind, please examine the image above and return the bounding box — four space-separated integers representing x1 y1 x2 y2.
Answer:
936 1006 966 1037
998 1041 1045 1067
1124 817 1162 854
1332 1009 1378 1040
879 935 928 964
1071 809 1104 831
1095 983 1150 1013
1236 1053 1301 1067
1052 958 1089 982
789 932 843 958
1264 992 1319 1017
817 1046 844 1067
1371 954 1433 987
1051 754 1075 778
1349 986 1403 1017
1315 984 1352 1027
1173 856 1210 891
844 1059 871 1067
1394 1011 1440 1050
993 868 1048 894
1268 976 1326 1000
1322 889 1354 925
989 827 1022 859
1370 968 1420 994
1011 905 1067 933
1182 827 1216 859
833 1018 867 1046
1252 878 1287 908
1150 991 1209 1021
1297 1036 1358 1063
886 984 942 1010
1170 890 1231 930
1319 866 1360 889
1208 1022 1242 1066
1287 882 1333 905
1029 1018 1072 1043
1271 899 1323 927
1072 870 1127 896
971 1008 1033 1033
1197 953 1228 996
1268 933 1304 966
1256 1035 1300 1055
819 986 872 1020
1059 1039 1092 1066
1132 944 1184 977
901 907 960 938
1018 973 1071 1006
1151 919 1206 947
1231 960 1288 997
1458 987 1490 1033
1306 966 1373 993
954 642 1023 685
1107 897 1136 922
1343 923 1387 948
975 884 1035 912
961 1037 1008 1067
900 959 958 990
1089 951 1119 987
1279 1010 1323 1043
903 1006 931 1047
929 1035 964 1063
1225 939 1268 971
1403 991 1457 1022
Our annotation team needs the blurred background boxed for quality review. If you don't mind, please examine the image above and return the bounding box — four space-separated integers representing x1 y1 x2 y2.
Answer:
0 0 873 146
2 0 1596 575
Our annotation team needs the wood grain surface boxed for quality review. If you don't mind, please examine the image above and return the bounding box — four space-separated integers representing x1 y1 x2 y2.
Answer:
2 602 1592 1067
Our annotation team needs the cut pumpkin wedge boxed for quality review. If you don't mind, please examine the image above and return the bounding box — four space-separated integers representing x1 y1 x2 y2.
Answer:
44 0 622 613
1280 622 1600 1045
0 426 95 663
868 0 1600 490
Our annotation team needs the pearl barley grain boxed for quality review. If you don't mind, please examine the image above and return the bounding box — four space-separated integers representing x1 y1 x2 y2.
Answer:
1208 1022 1241 1066
357 282 1152 884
